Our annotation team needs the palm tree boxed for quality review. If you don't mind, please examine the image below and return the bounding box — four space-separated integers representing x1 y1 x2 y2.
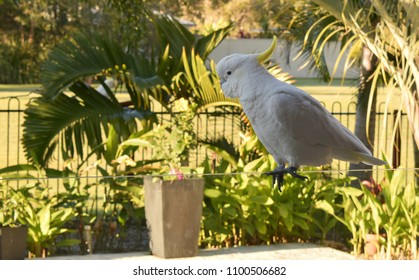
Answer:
22 14 233 168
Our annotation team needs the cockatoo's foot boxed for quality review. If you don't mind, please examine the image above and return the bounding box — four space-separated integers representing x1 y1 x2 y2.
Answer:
265 166 285 191
264 166 308 191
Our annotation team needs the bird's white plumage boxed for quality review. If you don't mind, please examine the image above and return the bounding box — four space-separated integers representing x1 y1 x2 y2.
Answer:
216 43 385 168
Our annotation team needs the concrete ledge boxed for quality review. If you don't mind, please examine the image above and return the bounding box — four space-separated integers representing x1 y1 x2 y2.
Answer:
43 243 355 260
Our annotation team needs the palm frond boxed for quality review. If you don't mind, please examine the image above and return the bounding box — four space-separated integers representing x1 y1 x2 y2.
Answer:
286 8 343 82
27 14 235 168
41 33 144 99
153 15 196 62
154 15 234 61
313 0 419 147
195 22 235 60
180 49 238 109
23 81 153 166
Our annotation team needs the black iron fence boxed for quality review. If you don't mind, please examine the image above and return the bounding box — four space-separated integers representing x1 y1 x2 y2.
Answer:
0 96 417 184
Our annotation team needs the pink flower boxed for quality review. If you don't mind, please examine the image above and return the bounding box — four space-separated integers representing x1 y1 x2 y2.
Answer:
169 167 184 180
362 178 382 196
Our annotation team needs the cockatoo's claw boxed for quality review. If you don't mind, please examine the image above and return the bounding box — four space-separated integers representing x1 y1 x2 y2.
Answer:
265 171 285 191
264 166 307 191
285 166 309 181
264 166 285 191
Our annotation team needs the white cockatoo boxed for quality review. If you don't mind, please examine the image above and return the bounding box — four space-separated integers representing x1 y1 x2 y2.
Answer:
216 36 385 189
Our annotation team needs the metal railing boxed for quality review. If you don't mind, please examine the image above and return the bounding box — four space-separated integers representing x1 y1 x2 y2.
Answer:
1 96 416 184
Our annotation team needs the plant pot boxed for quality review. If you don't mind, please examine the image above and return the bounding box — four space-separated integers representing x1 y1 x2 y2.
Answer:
0 226 28 260
144 176 204 258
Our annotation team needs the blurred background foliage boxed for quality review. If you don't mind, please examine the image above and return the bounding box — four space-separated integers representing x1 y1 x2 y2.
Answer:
0 0 306 84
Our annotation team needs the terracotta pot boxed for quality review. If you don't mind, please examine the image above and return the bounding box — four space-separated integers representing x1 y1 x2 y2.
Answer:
144 177 204 258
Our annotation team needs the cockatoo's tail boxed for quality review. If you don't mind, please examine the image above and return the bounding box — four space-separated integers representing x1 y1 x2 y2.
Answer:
256 36 277 63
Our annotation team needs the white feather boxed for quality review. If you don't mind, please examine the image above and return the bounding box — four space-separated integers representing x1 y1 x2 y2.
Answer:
216 52 385 168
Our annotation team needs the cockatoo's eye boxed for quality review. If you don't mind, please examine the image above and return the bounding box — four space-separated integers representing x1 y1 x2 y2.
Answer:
226 71 232 76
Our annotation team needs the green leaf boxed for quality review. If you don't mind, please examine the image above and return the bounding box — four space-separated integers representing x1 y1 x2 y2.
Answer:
195 22 235 59
315 200 335 215
250 195 274 205
293 218 310 230
402 183 416 209
284 217 294 232
120 138 151 148
278 204 289 218
255 220 267 235
389 168 405 206
0 164 38 174
38 204 51 236
244 157 263 173
222 206 237 217
205 189 223 199
104 124 119 164
338 187 363 197
243 223 256 236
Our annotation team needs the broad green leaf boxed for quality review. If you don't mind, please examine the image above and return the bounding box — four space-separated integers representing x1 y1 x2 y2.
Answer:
104 124 119 164
222 206 237 217
243 157 263 173
402 183 415 209
59 208 75 222
389 168 405 207
255 220 267 235
0 164 38 174
338 187 363 197
243 223 256 236
250 195 274 205
38 204 51 236
315 200 335 215
278 204 289 218
120 138 150 148
284 217 294 232
293 218 309 230
204 189 223 199
400 201 414 231
293 212 312 221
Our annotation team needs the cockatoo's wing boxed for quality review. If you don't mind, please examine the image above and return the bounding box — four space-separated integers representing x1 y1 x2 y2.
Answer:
269 87 385 166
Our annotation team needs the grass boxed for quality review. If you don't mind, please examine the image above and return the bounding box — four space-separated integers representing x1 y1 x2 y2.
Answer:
293 77 359 87
0 84 41 92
